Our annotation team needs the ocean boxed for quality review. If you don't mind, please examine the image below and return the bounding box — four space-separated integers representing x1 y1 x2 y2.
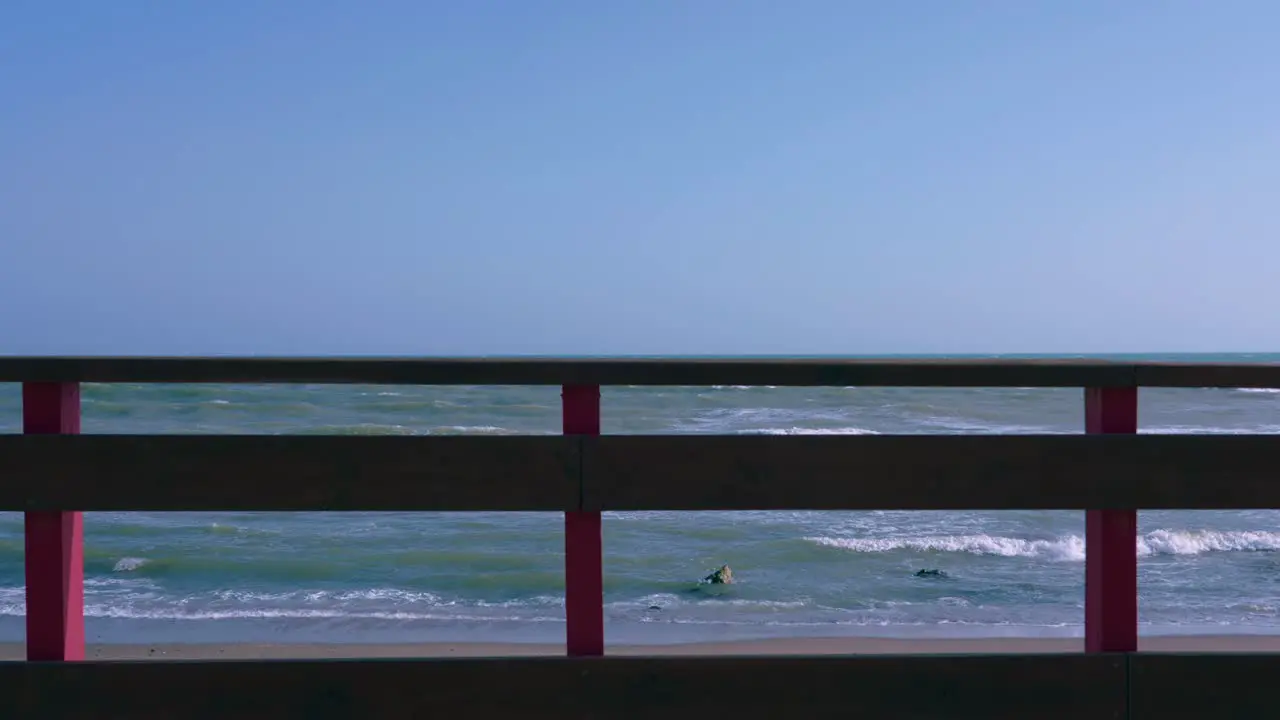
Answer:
1 353 1279 646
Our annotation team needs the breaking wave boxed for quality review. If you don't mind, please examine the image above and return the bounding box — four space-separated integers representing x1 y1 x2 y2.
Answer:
807 529 1280 561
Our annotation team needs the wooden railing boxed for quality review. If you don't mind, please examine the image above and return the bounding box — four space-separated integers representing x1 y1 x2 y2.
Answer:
2 357 1280 719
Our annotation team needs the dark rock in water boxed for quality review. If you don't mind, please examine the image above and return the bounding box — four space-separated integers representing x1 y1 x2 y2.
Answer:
915 569 948 578
702 564 733 584
648 605 662 611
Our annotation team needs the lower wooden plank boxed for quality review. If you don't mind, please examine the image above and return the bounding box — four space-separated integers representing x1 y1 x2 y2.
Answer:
0 435 578 511
4 655 1125 720
1129 653 1280 719
582 434 1280 510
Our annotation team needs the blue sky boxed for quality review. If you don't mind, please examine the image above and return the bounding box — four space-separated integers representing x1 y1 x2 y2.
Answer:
3 1 1277 355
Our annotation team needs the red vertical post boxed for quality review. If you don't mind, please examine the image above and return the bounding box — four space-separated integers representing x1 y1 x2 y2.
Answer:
23 382 85 661
562 384 603 657
1084 386 1138 653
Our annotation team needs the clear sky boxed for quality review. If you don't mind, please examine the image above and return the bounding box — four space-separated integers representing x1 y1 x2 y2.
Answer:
3 1 1277 355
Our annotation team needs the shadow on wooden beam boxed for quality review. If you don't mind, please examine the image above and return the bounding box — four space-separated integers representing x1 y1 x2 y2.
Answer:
3 655 1125 720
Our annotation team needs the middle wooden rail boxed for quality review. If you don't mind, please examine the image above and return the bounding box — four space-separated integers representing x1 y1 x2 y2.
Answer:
3 433 1280 511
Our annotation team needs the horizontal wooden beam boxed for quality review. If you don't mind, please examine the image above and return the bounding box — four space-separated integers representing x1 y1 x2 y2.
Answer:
4 434 1280 511
1134 363 1280 389
0 435 578 511
0 356 1277 387
3 655 1125 720
582 435 1280 510
1129 653 1278 719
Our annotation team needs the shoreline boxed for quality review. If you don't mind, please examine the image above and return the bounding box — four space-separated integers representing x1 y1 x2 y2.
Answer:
6 634 1280 660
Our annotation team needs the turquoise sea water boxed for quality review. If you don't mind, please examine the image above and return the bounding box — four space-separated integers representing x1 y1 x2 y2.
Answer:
1 354 1278 645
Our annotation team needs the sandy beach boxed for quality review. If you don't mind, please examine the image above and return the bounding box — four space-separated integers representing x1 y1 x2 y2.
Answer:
5 634 1280 660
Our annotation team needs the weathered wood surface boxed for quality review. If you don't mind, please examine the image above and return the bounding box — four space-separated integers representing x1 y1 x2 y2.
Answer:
1128 653 1279 719
3 654 1126 720
1 356 1278 387
581 434 1280 510
0 435 578 511
3 434 1278 511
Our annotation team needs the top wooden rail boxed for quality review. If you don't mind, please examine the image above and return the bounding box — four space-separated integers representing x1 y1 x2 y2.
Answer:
1 356 1279 387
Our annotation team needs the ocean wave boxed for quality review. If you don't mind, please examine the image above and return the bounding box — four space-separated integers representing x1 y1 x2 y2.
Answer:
916 417 1057 434
147 587 570 611
0 587 808 623
208 588 451 605
0 584 569 621
0 599 1078 629
0 603 567 623
1140 425 1280 435
750 427 879 435
676 407 864 433
635 617 1077 629
1139 529 1280 555
294 424 418 435
808 534 1086 561
427 425 516 435
624 593 808 610
807 529 1280 560
113 557 149 572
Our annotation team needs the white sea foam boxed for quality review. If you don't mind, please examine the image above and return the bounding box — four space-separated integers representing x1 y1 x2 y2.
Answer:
112 557 149 572
0 600 1077 629
0 585 568 622
1237 388 1280 394
429 425 513 434
676 407 860 433
751 427 879 435
1138 529 1280 555
209 588 450 605
917 417 1057 434
0 604 567 623
624 593 808 610
0 586 811 624
808 534 1087 561
808 529 1280 561
1140 425 1280 435
476 595 565 608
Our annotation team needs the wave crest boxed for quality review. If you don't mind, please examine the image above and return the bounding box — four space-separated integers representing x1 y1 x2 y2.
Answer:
808 534 1085 561
808 529 1280 561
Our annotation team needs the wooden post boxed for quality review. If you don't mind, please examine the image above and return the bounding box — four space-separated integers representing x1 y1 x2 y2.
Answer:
23 382 85 661
562 384 603 656
1084 387 1138 653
